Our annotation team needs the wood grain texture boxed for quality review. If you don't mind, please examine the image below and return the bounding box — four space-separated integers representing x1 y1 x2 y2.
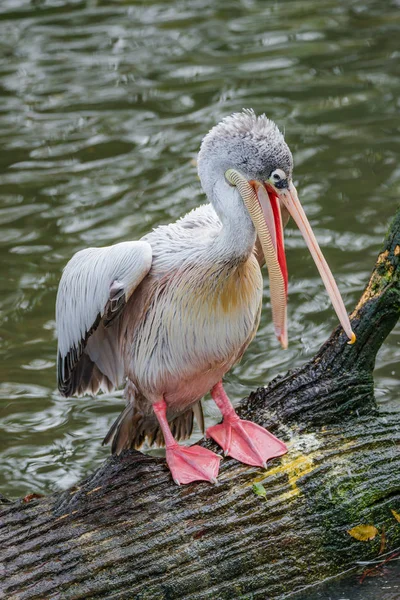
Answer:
1 208 400 600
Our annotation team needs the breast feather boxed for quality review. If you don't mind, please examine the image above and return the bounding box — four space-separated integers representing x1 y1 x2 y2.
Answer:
129 253 262 394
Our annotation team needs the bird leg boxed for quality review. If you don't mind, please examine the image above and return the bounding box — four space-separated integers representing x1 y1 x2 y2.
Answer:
153 399 221 485
206 381 287 468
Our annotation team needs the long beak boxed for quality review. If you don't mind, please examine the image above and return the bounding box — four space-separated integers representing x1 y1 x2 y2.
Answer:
225 169 356 348
225 169 288 348
272 180 356 344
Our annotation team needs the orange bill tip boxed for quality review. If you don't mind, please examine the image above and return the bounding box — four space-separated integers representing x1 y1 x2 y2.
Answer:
347 332 356 345
278 333 288 350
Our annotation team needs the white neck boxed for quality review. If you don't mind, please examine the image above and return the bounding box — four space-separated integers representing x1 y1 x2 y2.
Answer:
207 177 256 263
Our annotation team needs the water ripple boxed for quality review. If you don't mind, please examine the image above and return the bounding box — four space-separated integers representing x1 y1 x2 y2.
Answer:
0 0 398 529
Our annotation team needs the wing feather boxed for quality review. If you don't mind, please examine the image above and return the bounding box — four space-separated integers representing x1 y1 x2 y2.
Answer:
56 241 152 397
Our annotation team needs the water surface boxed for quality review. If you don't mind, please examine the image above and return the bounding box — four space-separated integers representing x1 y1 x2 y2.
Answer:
0 0 399 596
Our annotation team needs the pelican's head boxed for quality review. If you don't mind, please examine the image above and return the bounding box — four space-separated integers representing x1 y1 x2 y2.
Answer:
198 109 355 348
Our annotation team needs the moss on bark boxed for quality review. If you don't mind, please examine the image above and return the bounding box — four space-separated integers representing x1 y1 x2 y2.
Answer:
1 209 400 600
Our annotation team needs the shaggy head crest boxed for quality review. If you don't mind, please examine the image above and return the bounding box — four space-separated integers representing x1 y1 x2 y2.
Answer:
204 109 283 144
197 109 293 197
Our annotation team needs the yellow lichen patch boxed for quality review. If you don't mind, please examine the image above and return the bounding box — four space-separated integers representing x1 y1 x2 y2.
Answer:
86 486 102 496
54 513 70 522
271 454 315 494
251 452 316 500
76 531 94 542
354 249 394 313
394 245 400 257
336 438 357 452
391 509 400 523
278 488 301 502
377 250 390 265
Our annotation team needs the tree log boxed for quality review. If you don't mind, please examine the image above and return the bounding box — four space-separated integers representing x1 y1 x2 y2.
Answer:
1 210 400 600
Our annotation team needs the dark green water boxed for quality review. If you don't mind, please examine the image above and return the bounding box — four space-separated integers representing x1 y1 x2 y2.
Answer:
0 0 399 597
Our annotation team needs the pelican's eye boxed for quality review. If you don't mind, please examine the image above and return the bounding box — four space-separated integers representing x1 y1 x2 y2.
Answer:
269 168 288 188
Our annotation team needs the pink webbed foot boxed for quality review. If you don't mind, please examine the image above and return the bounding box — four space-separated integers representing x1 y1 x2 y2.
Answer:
166 444 221 485
206 416 287 468
207 381 287 468
152 397 221 486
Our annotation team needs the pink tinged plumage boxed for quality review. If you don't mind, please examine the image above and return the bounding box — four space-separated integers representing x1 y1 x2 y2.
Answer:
55 109 355 486
206 382 287 468
153 399 221 485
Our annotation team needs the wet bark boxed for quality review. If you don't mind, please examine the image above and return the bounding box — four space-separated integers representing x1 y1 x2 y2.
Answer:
1 209 400 600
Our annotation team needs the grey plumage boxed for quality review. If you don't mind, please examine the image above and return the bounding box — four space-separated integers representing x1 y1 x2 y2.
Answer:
197 109 293 204
56 241 152 396
56 110 293 453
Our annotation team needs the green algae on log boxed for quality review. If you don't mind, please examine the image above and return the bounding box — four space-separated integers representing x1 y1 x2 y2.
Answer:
1 209 400 600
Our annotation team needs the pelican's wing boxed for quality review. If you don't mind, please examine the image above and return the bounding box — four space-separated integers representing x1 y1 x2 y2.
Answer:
56 241 152 397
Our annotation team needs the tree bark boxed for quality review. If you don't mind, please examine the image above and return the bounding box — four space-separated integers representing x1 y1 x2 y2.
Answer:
1 209 400 600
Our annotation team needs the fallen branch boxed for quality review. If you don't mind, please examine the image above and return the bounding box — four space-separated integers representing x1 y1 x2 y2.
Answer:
1 209 400 600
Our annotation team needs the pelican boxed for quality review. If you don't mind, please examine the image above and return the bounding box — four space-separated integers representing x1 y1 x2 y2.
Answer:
56 109 355 485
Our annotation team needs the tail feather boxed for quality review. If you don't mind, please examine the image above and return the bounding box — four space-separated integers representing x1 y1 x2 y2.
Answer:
103 393 205 455
102 402 136 454
192 401 204 434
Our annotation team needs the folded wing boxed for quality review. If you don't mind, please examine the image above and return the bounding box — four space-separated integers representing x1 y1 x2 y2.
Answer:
56 241 152 397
